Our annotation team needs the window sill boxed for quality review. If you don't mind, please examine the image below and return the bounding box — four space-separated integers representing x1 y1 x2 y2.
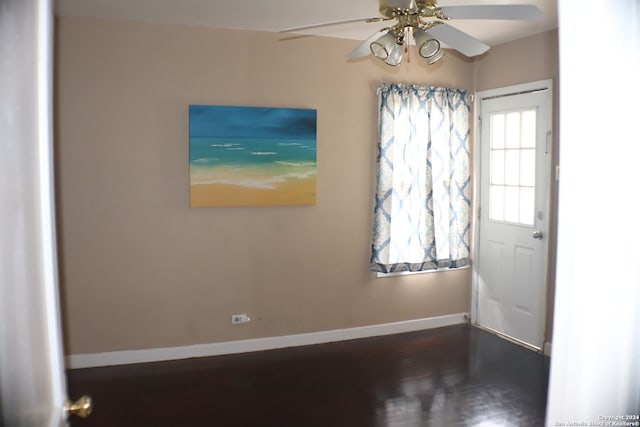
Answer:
376 265 470 278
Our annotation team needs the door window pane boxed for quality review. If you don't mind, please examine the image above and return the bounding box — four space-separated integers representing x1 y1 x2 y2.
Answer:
504 186 520 223
491 150 505 185
505 112 521 149
519 187 535 225
505 150 520 186
490 185 505 222
491 115 505 149
520 149 536 187
521 110 537 148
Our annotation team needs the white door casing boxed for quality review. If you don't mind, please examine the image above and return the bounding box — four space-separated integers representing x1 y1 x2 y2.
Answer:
472 80 552 349
0 0 69 426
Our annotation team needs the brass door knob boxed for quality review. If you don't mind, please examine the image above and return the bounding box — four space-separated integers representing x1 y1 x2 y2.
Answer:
65 395 92 418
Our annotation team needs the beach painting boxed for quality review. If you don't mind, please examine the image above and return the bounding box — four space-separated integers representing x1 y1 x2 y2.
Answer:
189 105 317 207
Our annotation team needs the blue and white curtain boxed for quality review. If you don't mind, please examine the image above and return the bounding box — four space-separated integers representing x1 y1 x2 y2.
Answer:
370 84 471 273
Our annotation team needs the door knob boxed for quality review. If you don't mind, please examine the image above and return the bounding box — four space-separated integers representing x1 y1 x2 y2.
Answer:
65 395 92 418
532 230 544 240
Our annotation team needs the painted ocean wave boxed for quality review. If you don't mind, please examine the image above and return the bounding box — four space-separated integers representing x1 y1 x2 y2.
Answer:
281 170 317 180
193 178 284 190
190 136 315 168
275 161 316 167
210 143 241 148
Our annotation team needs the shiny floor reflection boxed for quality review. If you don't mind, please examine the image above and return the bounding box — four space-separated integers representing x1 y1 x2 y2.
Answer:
67 325 549 426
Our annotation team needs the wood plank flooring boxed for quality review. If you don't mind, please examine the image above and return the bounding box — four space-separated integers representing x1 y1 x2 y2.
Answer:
66 325 549 426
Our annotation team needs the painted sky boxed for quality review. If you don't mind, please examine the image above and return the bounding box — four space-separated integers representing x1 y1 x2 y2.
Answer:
189 105 317 140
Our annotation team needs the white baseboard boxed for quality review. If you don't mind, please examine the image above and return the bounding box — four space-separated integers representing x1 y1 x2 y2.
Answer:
67 312 468 369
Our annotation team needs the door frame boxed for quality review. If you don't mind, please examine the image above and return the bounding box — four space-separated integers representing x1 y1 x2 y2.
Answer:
471 79 554 351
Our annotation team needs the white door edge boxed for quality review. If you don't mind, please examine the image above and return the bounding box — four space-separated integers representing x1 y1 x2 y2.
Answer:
471 79 553 348
38 0 69 411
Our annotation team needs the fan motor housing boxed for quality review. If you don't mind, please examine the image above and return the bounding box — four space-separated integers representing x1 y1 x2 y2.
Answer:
379 0 439 19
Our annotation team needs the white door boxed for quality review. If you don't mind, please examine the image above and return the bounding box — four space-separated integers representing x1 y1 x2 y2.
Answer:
475 81 552 349
0 1 74 426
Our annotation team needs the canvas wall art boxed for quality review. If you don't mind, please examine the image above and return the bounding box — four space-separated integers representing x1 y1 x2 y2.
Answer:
189 105 317 207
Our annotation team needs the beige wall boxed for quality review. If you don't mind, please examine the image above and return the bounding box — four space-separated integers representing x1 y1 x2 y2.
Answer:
474 30 560 343
474 30 559 91
56 18 475 355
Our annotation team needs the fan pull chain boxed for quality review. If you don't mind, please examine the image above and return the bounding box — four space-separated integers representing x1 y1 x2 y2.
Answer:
405 27 410 63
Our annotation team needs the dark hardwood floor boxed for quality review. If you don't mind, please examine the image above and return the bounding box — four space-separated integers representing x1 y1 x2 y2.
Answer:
66 325 549 426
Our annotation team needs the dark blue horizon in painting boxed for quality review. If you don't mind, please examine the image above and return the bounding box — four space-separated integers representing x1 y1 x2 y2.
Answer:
189 105 317 141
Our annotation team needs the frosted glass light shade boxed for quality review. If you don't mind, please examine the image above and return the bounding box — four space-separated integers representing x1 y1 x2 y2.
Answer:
413 28 440 59
370 32 398 60
427 48 445 64
384 43 404 66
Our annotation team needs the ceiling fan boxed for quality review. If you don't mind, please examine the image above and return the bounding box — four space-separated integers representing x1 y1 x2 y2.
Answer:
281 0 542 66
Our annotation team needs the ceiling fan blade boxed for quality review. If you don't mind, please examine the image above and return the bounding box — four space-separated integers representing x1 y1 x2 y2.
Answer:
280 17 378 33
440 4 542 21
428 23 490 57
347 29 388 59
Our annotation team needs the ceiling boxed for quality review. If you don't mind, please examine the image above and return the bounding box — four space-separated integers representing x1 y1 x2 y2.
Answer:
55 0 557 50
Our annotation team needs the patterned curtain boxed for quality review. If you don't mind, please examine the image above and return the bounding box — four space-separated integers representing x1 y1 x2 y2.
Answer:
370 84 471 273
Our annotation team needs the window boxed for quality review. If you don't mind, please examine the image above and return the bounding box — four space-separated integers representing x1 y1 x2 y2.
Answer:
370 84 471 273
489 110 537 226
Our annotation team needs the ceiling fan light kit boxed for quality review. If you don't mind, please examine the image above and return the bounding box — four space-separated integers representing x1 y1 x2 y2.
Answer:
369 26 444 66
282 0 542 68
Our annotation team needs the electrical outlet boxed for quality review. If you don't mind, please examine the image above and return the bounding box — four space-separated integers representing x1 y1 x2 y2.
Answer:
231 313 250 325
